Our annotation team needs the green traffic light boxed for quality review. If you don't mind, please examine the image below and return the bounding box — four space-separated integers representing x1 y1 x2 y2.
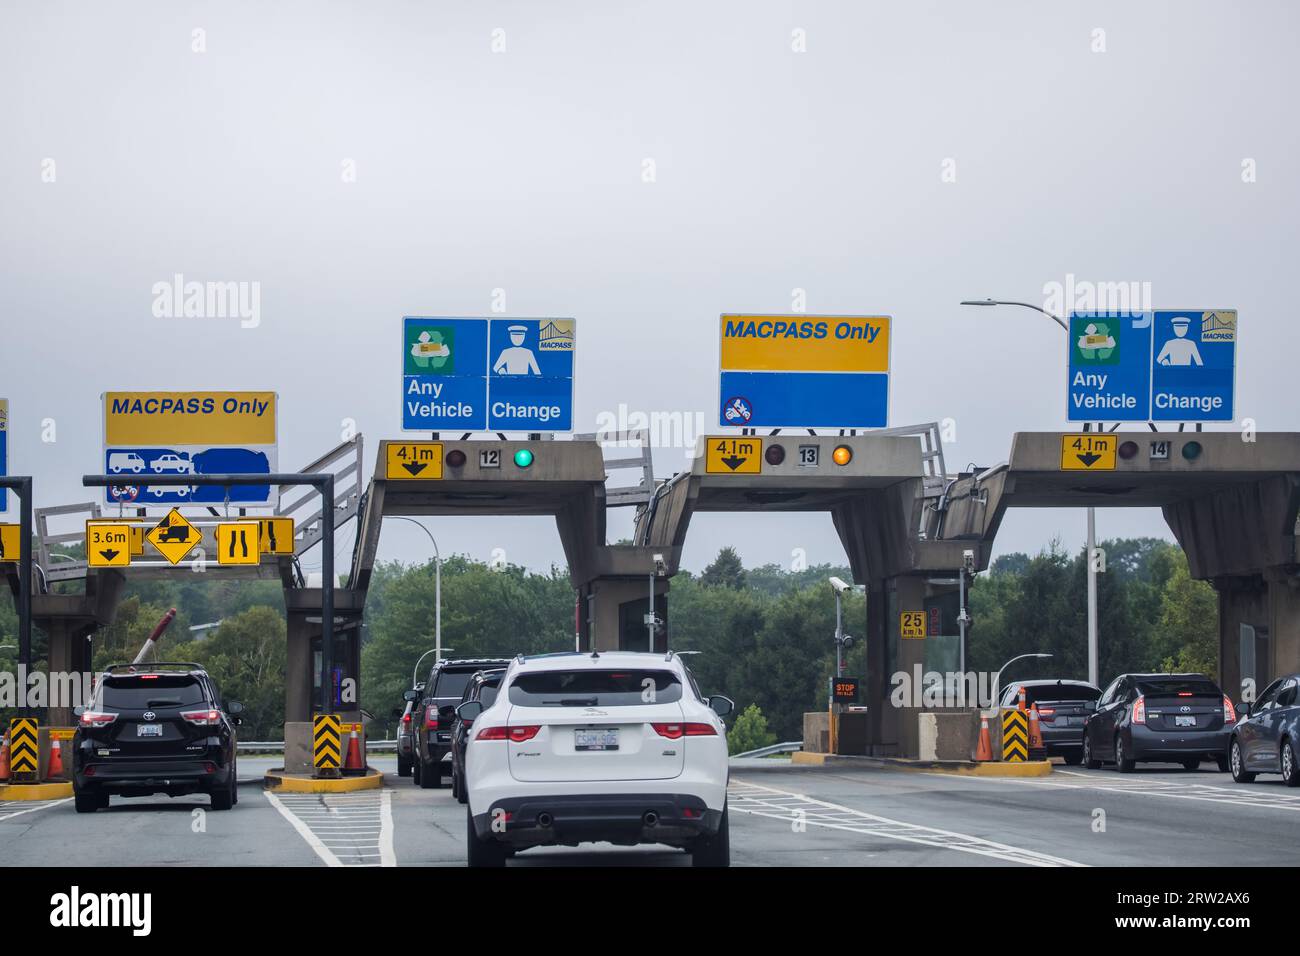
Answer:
513 448 534 468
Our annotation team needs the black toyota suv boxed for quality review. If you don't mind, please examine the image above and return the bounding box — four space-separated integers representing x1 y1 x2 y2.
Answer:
72 663 243 813
409 658 509 790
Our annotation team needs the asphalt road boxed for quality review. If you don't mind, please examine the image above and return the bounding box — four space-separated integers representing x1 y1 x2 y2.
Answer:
3 757 1299 867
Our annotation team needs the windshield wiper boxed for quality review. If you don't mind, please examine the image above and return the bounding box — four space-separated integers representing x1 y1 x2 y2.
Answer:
145 698 183 707
540 698 599 707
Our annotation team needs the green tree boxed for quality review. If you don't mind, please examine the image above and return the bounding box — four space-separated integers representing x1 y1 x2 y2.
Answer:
727 703 777 755
700 547 747 590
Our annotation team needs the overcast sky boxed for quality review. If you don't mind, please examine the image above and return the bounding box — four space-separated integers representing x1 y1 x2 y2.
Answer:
2 1 1297 577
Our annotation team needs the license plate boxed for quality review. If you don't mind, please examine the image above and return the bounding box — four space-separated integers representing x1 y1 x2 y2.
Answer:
137 723 163 737
575 728 618 752
1175 715 1197 728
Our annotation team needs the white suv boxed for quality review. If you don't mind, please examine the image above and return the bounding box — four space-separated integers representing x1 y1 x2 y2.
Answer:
459 651 733 867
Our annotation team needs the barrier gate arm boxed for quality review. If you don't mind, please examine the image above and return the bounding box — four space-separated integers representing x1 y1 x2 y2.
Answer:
0 476 33 717
82 471 337 713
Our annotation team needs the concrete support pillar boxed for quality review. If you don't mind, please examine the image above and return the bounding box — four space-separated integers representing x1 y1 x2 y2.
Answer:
1217 572 1300 704
576 577 669 653
42 618 94 727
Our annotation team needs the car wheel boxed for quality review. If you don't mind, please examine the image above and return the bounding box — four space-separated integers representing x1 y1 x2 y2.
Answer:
1181 758 1200 771
210 773 235 811
73 789 101 814
1082 734 1101 770
1214 754 1230 773
691 805 730 868
397 755 412 778
232 759 239 804
1230 739 1256 783
1061 751 1083 766
1281 738 1300 788
418 759 442 789
466 805 507 868
456 770 468 805
1115 735 1136 773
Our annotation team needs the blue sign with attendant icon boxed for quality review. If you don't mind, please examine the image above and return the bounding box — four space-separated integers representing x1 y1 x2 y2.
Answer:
1150 310 1236 422
402 317 575 432
1067 310 1236 423
486 319 575 431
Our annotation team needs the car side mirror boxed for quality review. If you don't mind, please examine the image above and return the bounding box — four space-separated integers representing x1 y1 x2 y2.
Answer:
456 701 484 723
227 701 244 716
73 705 86 718
708 695 734 717
403 689 419 702
1238 702 1251 719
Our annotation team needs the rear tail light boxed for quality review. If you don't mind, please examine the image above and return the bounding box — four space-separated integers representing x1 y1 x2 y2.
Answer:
1131 695 1146 725
1036 707 1056 722
180 708 222 727
78 711 118 728
401 714 411 725
1223 696 1236 722
425 714 438 730
203 762 217 774
476 725 541 743
652 723 717 739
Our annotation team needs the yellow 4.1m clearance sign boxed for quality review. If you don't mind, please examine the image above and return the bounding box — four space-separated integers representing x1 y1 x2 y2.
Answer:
718 315 891 429
102 392 278 507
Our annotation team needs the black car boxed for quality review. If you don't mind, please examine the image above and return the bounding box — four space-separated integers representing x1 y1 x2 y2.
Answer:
450 668 505 804
998 679 1100 764
72 662 243 813
393 682 423 778
410 658 510 789
1083 672 1233 773
1229 673 1300 786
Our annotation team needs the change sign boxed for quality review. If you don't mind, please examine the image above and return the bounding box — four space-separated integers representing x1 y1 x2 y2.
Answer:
718 315 890 428
1067 311 1236 423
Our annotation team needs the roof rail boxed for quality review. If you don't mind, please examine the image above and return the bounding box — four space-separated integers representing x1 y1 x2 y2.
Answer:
104 661 205 673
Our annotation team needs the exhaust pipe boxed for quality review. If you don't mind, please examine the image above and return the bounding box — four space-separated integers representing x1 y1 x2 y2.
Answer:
642 810 658 828
537 812 553 828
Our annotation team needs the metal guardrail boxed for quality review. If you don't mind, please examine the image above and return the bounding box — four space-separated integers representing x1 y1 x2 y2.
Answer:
574 428 655 507
237 739 397 753
730 741 802 759
278 434 365 558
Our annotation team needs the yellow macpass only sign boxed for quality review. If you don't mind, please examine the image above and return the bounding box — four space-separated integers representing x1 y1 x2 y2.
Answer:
900 611 927 639
1060 434 1117 471
103 392 277 446
86 521 133 568
386 442 443 480
720 315 890 373
705 437 763 474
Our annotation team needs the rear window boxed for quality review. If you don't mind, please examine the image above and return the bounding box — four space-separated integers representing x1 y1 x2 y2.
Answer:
1025 685 1099 704
508 670 683 707
431 670 475 700
1135 677 1221 697
100 676 206 710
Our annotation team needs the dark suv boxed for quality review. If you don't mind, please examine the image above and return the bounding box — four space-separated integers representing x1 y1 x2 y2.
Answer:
451 668 505 804
410 658 509 790
72 663 243 813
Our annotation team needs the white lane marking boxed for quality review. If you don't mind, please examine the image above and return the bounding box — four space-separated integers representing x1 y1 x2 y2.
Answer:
727 780 1086 867
0 798 71 822
264 790 396 867
963 769 1300 813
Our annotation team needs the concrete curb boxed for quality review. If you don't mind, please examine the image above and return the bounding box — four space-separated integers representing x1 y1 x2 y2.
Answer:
263 768 385 793
789 751 1053 777
0 781 74 800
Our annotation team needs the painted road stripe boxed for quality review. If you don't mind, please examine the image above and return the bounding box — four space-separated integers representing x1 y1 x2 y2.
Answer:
265 789 395 867
728 780 1086 867
0 798 71 822
988 769 1300 813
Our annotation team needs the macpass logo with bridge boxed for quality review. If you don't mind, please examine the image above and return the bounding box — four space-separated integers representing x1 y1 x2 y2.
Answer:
717 315 890 429
102 392 278 506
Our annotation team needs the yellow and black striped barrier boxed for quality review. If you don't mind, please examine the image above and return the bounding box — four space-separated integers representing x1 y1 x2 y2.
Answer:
1001 709 1029 762
313 714 342 775
8 717 39 778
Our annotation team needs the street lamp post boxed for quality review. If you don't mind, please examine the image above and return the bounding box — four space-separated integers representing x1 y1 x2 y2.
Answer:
828 577 860 754
387 517 442 667
992 652 1053 713
961 298 1100 687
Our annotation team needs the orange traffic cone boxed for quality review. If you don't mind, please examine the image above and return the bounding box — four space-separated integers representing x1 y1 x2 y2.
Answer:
0 733 10 782
343 727 364 775
1027 706 1045 760
45 737 64 780
1017 685 1027 711
975 717 994 761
